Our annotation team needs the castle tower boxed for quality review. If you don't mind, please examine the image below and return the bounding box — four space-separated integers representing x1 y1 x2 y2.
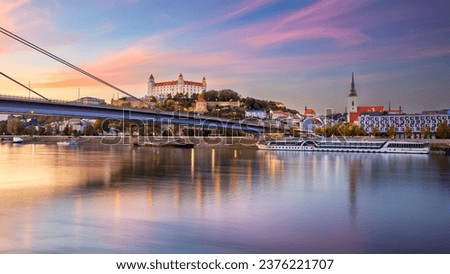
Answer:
347 72 358 122
177 73 184 94
202 76 207 92
148 74 155 97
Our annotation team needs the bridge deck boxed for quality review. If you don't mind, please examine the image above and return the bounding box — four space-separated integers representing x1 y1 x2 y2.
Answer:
0 95 269 133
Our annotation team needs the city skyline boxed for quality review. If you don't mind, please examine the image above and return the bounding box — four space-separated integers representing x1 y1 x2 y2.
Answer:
1 0 449 114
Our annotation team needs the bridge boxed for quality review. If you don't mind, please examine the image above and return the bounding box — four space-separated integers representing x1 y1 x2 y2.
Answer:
0 95 269 133
0 27 275 134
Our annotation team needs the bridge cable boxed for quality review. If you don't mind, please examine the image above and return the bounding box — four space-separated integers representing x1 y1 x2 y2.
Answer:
0 27 149 106
0 71 51 101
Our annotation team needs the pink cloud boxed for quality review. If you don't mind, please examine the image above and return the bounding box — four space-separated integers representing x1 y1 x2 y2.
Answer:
219 0 376 49
211 0 272 25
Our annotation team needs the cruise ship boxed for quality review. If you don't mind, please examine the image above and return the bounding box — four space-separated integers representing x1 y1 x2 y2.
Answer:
257 138 429 154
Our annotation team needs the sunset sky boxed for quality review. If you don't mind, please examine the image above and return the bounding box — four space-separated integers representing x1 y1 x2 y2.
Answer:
1 0 449 114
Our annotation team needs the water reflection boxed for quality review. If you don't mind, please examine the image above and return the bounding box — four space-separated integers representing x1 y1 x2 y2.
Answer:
0 144 449 253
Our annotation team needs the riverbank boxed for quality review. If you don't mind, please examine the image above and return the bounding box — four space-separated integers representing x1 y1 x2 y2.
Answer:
3 135 262 148
3 135 449 152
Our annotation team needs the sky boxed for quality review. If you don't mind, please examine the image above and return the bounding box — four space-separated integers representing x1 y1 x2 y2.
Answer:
0 0 449 114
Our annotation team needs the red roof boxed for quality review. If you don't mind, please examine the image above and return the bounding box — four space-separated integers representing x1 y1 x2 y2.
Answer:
357 106 384 114
304 108 316 115
184 81 203 87
155 81 177 87
196 97 206 103
154 80 203 87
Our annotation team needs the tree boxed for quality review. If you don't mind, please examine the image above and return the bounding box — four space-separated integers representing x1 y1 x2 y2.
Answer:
24 125 37 136
218 89 240 101
202 90 219 101
435 121 449 139
314 127 323 136
83 124 95 136
7 118 25 135
371 126 380 137
38 126 45 136
63 125 71 136
0 120 7 135
44 124 53 135
164 99 176 111
386 125 396 139
404 125 413 139
420 125 431 139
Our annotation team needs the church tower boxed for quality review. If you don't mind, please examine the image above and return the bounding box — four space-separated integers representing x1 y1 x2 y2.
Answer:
147 74 155 97
347 72 358 122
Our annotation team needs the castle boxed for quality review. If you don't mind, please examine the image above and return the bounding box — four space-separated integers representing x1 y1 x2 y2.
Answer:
147 73 206 100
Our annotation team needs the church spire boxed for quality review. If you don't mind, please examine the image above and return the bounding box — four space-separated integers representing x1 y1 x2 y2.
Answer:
349 72 357 96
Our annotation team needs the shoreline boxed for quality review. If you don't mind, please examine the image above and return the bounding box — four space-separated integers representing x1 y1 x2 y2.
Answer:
2 135 449 152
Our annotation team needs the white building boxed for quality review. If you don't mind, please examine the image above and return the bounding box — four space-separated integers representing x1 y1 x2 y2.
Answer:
148 73 206 100
360 112 450 134
74 96 106 106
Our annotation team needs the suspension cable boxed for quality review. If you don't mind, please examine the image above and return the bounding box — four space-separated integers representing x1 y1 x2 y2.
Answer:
0 27 148 106
0 71 51 101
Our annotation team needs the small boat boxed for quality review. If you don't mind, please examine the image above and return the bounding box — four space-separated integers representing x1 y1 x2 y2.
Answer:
12 137 24 143
56 140 78 146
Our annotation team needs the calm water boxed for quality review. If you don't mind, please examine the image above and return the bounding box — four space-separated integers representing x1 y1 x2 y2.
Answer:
0 143 449 254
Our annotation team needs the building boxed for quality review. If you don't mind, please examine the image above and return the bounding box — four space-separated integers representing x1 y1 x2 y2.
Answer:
275 101 285 108
346 73 388 123
195 97 241 114
245 110 267 119
194 97 208 113
360 112 450 136
74 96 106 106
111 97 148 109
148 73 206 100
304 106 316 117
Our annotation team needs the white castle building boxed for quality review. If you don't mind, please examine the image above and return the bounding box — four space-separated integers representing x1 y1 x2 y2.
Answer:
148 73 207 100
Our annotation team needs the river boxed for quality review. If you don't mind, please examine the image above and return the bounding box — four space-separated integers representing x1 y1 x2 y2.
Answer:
0 143 449 253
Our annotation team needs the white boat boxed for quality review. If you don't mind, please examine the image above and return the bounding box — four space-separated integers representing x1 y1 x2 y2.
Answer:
56 140 78 146
12 137 24 143
257 138 429 154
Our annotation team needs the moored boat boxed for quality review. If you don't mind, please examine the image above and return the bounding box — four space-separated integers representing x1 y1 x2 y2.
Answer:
56 140 78 146
257 138 429 154
12 136 24 143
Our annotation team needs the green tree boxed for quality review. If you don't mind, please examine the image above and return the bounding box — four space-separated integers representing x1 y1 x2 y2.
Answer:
386 125 396 139
435 121 449 139
218 89 240 101
404 125 413 139
202 90 219 101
